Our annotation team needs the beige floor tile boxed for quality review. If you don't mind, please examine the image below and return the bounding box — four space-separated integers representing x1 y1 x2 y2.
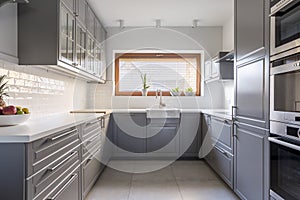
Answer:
128 180 182 200
171 161 219 181
177 180 239 200
99 167 132 181
85 179 131 200
132 166 175 182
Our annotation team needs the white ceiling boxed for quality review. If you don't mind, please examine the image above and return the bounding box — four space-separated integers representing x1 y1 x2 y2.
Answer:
88 0 234 28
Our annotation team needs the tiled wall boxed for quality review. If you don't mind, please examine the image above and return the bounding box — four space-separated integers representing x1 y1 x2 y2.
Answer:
0 60 89 118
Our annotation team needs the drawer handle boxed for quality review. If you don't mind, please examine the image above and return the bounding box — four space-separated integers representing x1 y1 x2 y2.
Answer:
215 146 226 155
86 120 100 127
46 174 78 200
47 151 77 172
85 158 93 166
49 129 77 141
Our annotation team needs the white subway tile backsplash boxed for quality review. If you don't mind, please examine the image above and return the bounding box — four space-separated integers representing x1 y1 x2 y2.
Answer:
0 60 89 118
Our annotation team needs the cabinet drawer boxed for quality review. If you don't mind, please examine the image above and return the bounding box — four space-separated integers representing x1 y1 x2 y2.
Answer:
82 126 101 142
82 119 101 137
211 118 233 152
82 153 102 196
27 148 79 199
28 160 80 200
206 145 233 188
43 168 80 200
27 127 80 176
82 136 102 159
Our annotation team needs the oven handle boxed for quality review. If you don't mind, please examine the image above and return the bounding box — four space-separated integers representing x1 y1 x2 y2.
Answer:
268 137 300 152
270 0 296 16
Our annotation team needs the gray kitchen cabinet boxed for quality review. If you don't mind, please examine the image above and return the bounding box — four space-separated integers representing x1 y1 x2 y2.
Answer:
211 117 233 153
146 120 180 157
76 20 87 70
18 0 106 82
59 3 76 66
234 122 269 200
0 3 18 64
235 58 269 128
202 114 234 188
206 145 234 188
76 0 86 25
61 0 75 12
46 168 80 200
205 52 234 82
113 113 147 154
180 113 201 158
86 4 95 36
235 0 265 61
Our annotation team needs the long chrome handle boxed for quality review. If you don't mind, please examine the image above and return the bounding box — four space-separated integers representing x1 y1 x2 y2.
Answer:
47 151 77 172
86 120 100 127
268 137 300 152
214 146 226 154
50 129 77 141
47 174 78 200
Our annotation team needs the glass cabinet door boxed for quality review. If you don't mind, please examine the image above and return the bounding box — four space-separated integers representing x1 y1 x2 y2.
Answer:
76 22 86 70
86 34 95 73
59 4 75 66
94 43 102 76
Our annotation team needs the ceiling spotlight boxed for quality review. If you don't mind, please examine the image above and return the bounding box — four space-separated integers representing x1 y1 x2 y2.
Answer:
192 19 200 28
118 19 125 29
155 19 161 28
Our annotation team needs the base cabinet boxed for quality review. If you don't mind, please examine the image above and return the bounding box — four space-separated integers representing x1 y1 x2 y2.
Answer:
234 123 269 200
49 169 80 200
180 113 201 158
206 145 234 188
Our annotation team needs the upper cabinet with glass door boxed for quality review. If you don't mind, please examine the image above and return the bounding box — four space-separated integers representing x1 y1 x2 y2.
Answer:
18 0 107 82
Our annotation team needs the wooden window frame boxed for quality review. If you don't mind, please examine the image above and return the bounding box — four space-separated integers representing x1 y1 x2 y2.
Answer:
115 53 201 96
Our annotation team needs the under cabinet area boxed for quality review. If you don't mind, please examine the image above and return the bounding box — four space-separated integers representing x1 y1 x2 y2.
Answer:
18 0 107 82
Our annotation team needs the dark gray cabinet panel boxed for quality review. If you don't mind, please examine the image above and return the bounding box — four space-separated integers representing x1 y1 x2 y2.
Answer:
180 113 201 158
113 113 147 154
0 144 25 200
234 123 269 200
235 0 264 61
0 3 18 63
236 58 269 128
147 126 177 152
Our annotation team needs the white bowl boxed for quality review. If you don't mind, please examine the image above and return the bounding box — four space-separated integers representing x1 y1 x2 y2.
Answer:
0 114 31 126
170 91 181 96
184 92 195 96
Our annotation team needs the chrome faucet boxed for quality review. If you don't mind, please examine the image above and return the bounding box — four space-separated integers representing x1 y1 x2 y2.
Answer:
156 89 166 108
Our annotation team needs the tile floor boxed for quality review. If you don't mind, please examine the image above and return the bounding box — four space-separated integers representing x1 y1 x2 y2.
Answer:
85 160 239 200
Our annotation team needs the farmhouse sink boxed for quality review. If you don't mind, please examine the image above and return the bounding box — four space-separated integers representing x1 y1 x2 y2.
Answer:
146 108 180 119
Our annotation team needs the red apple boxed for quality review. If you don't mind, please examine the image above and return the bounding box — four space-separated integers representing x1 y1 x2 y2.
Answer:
2 106 17 115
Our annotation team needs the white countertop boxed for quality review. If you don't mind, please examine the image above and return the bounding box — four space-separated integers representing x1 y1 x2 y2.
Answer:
0 113 104 143
0 109 231 143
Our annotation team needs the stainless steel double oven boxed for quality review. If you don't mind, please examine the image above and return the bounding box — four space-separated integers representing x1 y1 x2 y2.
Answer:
270 0 300 199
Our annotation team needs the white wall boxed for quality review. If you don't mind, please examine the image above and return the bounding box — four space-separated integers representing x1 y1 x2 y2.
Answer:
88 26 229 110
0 60 89 118
222 16 234 51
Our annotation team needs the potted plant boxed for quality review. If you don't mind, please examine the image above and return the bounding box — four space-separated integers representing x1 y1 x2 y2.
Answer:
184 87 195 96
141 73 150 96
0 75 9 107
170 87 181 96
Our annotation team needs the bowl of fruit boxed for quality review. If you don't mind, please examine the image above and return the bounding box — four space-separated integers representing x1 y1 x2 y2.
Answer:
0 106 30 126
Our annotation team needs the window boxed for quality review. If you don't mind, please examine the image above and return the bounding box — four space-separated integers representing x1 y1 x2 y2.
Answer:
115 53 201 96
